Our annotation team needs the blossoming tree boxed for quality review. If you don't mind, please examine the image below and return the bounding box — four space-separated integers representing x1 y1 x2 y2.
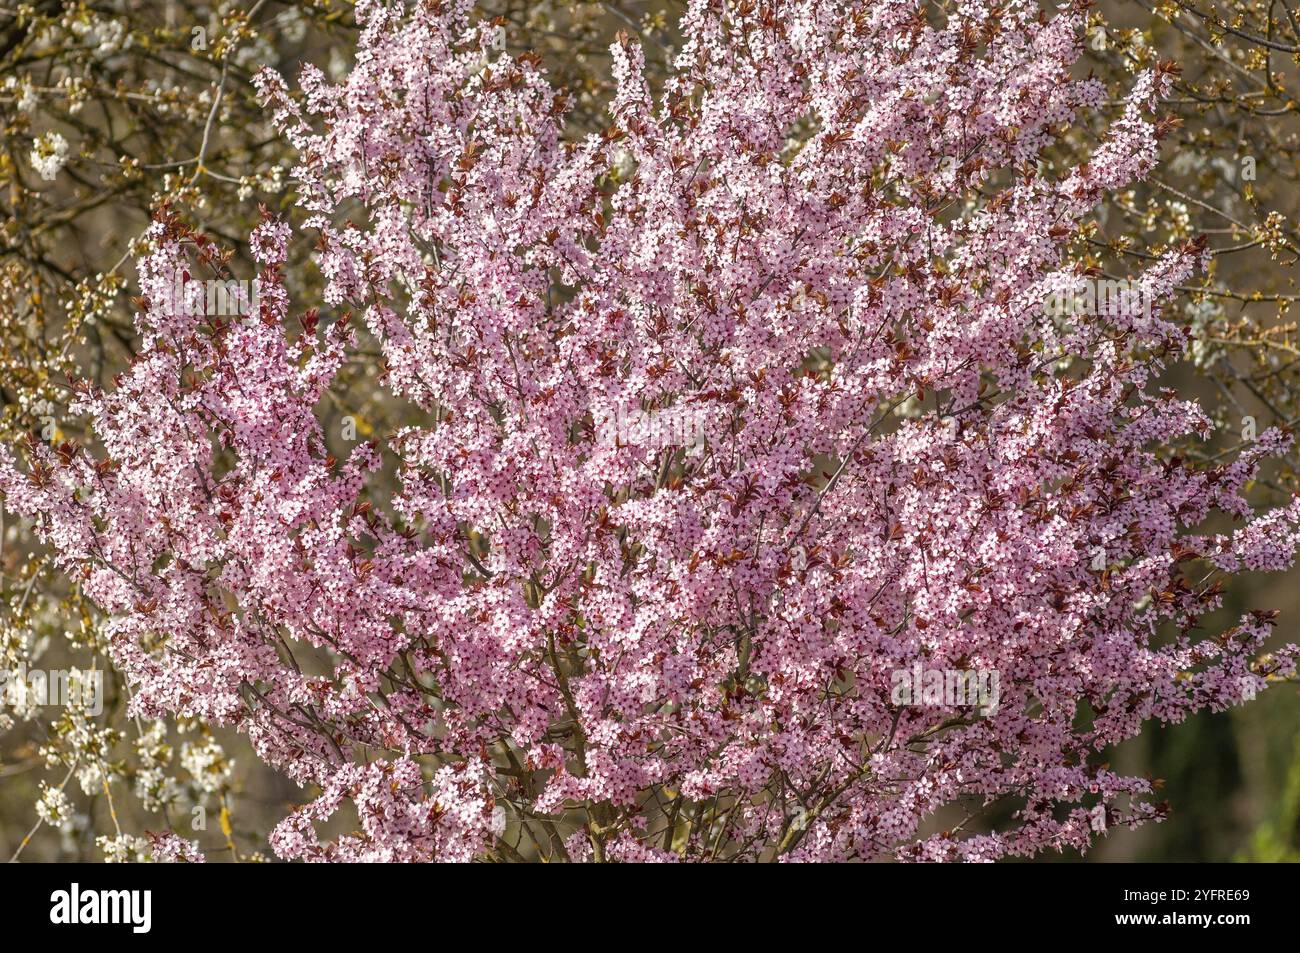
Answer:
3 0 1298 861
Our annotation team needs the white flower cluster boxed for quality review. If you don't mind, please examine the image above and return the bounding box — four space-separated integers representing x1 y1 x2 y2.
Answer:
70 16 129 60
180 737 233 795
2 75 37 112
96 834 152 863
97 833 205 863
29 131 70 181
134 720 180 812
36 782 74 830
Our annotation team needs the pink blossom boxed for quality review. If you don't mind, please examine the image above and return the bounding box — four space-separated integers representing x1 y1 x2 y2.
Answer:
3 0 1298 861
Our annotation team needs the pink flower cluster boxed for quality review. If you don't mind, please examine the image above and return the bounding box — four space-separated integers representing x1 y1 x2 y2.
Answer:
4 0 1298 861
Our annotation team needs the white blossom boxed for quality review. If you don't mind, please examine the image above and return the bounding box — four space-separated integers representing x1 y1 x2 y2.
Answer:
29 131 70 181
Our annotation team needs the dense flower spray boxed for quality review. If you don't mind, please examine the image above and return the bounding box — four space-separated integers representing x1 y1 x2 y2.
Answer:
3 0 1298 861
